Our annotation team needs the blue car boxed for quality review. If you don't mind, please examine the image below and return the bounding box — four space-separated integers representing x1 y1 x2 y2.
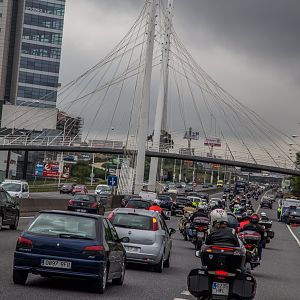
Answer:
13 210 127 293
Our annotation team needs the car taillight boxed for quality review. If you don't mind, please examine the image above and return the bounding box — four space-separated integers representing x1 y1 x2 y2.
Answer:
196 226 205 231
17 237 33 249
68 199 74 205
245 244 254 250
83 245 105 255
107 211 115 221
152 217 159 231
91 202 97 208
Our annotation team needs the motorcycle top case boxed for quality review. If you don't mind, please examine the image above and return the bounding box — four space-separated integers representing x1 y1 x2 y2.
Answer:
231 272 257 300
266 230 275 239
201 248 245 273
187 268 209 298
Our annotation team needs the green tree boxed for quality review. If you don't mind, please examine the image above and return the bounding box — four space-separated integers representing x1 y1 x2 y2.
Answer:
71 161 91 184
291 152 300 197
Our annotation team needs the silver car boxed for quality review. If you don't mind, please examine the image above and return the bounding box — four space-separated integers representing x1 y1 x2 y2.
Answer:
108 208 175 272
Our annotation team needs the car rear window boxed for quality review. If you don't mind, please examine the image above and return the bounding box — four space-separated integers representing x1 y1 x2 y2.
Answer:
127 200 151 209
176 198 189 204
27 213 97 239
112 213 152 230
74 195 95 202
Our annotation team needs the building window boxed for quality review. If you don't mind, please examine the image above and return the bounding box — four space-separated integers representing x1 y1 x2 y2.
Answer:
21 42 61 59
24 13 64 30
20 57 60 73
19 71 59 88
17 86 57 102
25 0 65 17
23 28 63 45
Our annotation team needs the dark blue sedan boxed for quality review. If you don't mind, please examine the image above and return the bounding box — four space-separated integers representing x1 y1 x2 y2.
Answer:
13 210 127 293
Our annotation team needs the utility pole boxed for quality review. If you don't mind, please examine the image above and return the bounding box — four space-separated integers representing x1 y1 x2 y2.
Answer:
173 159 177 182
134 0 158 194
148 0 174 191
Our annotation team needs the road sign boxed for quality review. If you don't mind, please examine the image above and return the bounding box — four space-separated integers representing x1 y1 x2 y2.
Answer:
108 175 118 187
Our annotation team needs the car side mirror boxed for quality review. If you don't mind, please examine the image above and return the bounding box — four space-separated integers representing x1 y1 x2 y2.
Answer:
120 237 130 243
195 250 201 258
169 228 176 235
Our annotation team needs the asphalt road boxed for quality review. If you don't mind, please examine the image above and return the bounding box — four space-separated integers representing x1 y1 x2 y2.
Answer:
0 193 300 299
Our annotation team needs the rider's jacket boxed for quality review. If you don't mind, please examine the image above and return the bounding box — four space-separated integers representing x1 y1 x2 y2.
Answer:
205 227 240 247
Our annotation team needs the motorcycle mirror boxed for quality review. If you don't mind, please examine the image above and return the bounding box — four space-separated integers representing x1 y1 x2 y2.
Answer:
120 237 130 243
195 250 201 258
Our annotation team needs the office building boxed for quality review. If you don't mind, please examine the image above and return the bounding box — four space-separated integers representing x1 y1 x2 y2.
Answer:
0 0 66 112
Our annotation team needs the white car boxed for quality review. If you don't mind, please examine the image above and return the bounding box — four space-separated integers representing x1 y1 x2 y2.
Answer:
95 184 112 195
1 180 29 198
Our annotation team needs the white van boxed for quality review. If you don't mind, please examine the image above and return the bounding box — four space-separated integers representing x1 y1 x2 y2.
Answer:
1 180 30 198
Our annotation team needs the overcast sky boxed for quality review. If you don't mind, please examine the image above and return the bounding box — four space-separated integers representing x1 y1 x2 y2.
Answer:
59 0 300 143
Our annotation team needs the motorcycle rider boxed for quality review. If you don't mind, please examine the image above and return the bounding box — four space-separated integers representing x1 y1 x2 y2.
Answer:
190 207 208 223
149 200 170 220
260 212 269 222
205 209 240 247
240 214 264 261
238 212 251 232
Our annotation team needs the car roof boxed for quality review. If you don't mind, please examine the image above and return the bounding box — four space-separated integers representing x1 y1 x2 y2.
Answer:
113 208 158 217
38 210 104 220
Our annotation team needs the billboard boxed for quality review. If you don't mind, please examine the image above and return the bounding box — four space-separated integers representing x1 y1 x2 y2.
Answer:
204 137 221 147
36 163 70 178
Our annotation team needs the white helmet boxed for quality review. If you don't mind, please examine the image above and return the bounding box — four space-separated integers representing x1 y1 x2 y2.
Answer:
210 209 228 226
153 199 161 206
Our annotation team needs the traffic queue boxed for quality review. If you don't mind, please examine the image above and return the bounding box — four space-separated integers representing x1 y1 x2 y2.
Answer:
0 180 286 299
177 184 276 300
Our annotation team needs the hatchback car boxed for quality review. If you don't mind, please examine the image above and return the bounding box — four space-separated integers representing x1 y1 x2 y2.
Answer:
173 197 190 215
13 210 127 294
287 208 300 225
72 184 88 196
108 208 176 273
158 194 175 215
0 187 20 230
60 183 75 194
260 197 273 209
68 194 105 215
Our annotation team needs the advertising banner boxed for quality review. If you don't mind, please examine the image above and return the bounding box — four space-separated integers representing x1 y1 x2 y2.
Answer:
37 163 71 178
204 137 221 147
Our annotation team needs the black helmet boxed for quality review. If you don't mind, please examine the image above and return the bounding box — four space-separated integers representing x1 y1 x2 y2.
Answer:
241 212 250 221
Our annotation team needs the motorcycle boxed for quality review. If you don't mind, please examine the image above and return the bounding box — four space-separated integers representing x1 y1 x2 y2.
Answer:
188 245 256 300
187 217 209 250
238 230 261 270
259 220 274 248
179 215 191 241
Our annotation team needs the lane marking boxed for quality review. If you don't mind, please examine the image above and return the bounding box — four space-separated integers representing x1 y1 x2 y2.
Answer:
286 225 300 247
173 298 187 300
20 216 34 219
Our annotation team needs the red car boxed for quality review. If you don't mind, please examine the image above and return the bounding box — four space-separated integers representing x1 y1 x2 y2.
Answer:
72 184 88 196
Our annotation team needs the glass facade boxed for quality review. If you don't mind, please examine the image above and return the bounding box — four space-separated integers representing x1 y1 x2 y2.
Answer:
16 0 65 107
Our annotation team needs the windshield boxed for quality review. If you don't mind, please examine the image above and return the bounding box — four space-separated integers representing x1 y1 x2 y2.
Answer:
27 213 97 239
112 213 152 230
1 182 21 192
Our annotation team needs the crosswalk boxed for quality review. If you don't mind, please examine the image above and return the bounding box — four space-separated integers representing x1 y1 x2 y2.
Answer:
173 290 194 300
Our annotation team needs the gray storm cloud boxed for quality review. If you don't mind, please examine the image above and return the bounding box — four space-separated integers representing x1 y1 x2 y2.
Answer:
59 0 300 141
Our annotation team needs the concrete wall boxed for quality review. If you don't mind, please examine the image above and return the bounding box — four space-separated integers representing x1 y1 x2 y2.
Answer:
1 104 57 130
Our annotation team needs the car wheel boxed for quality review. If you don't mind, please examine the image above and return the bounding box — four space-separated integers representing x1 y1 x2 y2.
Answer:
0 214 2 231
10 214 19 230
13 269 28 285
112 258 125 285
94 264 108 294
164 252 171 268
154 254 164 273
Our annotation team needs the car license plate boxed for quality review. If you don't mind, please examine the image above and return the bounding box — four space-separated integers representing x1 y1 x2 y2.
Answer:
76 209 87 213
197 231 204 238
124 246 140 253
41 259 72 269
212 282 229 296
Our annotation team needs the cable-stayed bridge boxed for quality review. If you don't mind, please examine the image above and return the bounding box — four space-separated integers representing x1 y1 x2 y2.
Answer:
1 0 299 192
